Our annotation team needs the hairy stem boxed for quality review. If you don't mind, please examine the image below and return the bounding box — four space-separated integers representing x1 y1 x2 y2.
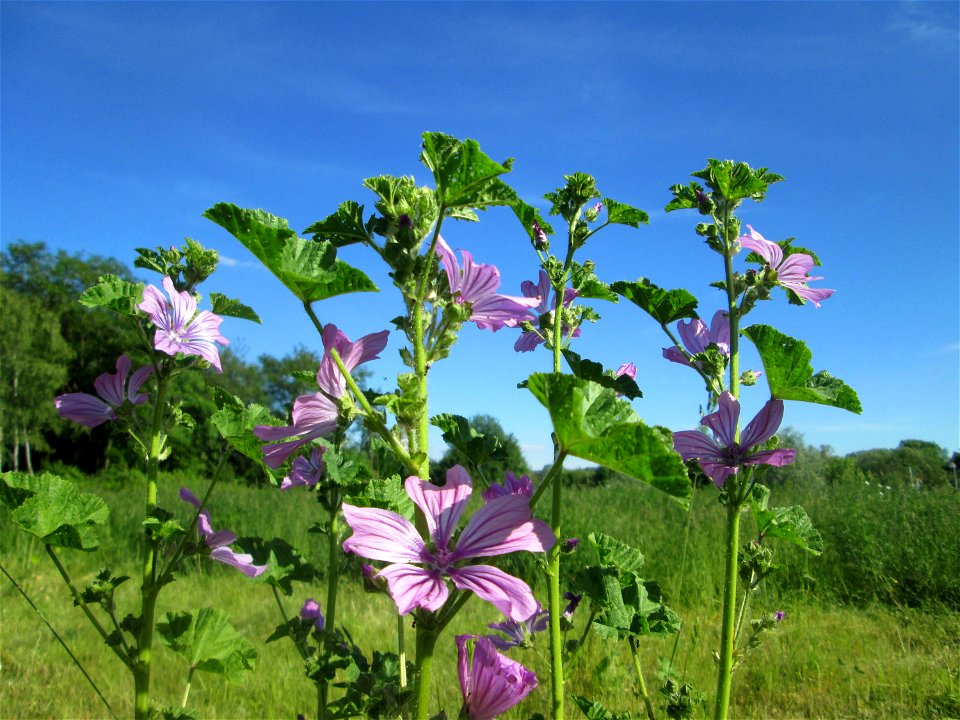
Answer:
413 626 439 720
714 503 741 720
629 636 657 720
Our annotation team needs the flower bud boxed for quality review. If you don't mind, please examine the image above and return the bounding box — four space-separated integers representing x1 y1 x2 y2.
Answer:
532 221 549 250
739 369 762 386
584 202 603 222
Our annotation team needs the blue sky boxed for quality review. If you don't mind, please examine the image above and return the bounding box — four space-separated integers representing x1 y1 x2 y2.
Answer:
3 1 958 468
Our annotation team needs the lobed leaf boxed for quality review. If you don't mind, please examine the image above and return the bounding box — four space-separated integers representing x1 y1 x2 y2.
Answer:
420 132 515 211
209 293 261 323
602 198 649 228
157 607 257 683
79 274 145 317
611 278 699 326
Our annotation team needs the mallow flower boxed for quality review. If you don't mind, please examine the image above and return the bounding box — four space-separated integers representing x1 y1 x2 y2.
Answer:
663 310 730 368
435 236 540 331
55 355 154 428
457 635 538 719
672 392 796 486
138 276 229 371
486 602 549 650
254 324 388 468
738 225 835 307
341 465 555 621
514 269 580 352
481 471 533 502
300 598 325 631
280 447 327 491
179 487 267 577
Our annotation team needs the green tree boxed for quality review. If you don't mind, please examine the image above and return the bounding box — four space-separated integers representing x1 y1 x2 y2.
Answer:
0 287 72 471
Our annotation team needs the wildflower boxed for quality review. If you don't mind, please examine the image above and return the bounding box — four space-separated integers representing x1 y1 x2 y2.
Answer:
54 355 153 428
672 392 796 486
738 225 835 307
300 598 325 630
663 310 730 368
179 487 267 577
457 635 538 719
561 537 581 553
254 324 387 468
585 202 603 222
138 276 229 371
774 610 785 622
280 447 327 491
435 236 540 331
514 269 580 352
486 603 549 650
341 465 555 621
481 471 534 502
562 592 582 622
531 221 549 250
617 362 637 380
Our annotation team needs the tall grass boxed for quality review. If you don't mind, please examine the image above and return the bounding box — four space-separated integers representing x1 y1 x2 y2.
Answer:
2 473 959 718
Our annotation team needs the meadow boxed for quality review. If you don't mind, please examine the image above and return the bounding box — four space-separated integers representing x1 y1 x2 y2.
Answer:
3 472 958 719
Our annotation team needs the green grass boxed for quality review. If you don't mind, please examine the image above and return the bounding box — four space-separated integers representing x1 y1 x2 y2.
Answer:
2 474 959 718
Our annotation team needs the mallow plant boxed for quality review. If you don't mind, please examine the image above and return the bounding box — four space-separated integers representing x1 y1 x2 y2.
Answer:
2 134 859 720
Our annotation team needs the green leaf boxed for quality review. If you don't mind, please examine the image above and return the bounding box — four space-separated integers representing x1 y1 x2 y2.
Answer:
157 607 257 683
562 350 642 400
203 203 378 303
603 198 649 228
209 386 285 481
525 374 690 504
345 474 414 520
79 274 145 317
750 484 824 555
237 537 321 596
589 532 645 575
208 293 261 323
611 278 699 326
0 472 109 551
303 201 370 248
741 325 861 413
572 695 635 720
420 132 515 210
510 196 554 243
430 413 507 471
571 262 618 302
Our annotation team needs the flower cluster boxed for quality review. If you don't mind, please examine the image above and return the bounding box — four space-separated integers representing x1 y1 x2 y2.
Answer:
179 487 266 577
254 324 388 468
341 466 555 621
55 355 153 428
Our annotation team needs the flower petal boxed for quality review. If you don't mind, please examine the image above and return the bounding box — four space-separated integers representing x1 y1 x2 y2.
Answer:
671 429 724 463
93 355 131 407
54 393 115 427
739 398 784 450
210 547 267 577
453 494 555 560
341 504 427 564
702 392 740 448
377 563 448 614
404 466 472 550
744 447 797 469
448 565 538 621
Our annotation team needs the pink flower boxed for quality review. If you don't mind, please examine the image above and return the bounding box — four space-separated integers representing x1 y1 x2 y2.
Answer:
514 269 580 352
663 310 730 368
457 635 538 719
138 276 229 371
481 471 534 503
280 447 327 490
254 324 388 468
54 355 153 427
341 465 555 621
300 598 325 630
531 221 549 249
179 487 267 577
616 362 637 380
672 392 796 486
486 603 549 650
739 226 835 307
435 236 540 331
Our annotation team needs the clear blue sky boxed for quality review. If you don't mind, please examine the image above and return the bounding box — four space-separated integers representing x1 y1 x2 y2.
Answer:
3 1 958 468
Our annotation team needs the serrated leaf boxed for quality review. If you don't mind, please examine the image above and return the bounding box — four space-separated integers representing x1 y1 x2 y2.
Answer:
203 203 378 303
420 132 515 210
430 413 506 470
571 262 618 302
303 201 370 247
526 374 690 504
589 532 645 575
741 325 861 413
562 350 642 400
750 484 824 555
572 696 634 720
209 293 261 323
157 607 257 683
344 474 414 520
603 198 649 228
611 278 699 326
78 274 145 317
511 197 554 242
209 386 285 481
0 472 109 550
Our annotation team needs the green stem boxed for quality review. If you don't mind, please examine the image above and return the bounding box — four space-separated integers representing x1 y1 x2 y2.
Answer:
181 667 194 709
45 545 131 666
564 610 597 668
134 374 168 720
413 626 439 720
303 301 325 336
547 464 565 720
714 503 741 720
319 502 342 720
733 583 754 647
398 615 407 689
530 449 568 511
629 636 657 720
1 562 120 720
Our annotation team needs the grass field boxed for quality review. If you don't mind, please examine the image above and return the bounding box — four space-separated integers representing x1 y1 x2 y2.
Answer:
2 473 959 719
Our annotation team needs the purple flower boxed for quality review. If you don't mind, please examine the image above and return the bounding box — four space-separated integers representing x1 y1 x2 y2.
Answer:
562 592 582 622
179 487 267 577
531 221 549 249
55 355 153 428
138 276 229 371
672 392 796 486
341 465 555 621
774 610 785 622
663 310 731 368
435 236 540 331
481 471 534 503
739 226 835 307
300 598 325 630
457 635 538 719
616 362 637 380
280 447 327 491
486 602 549 650
514 269 580 352
561 537 581 553
254 324 388 468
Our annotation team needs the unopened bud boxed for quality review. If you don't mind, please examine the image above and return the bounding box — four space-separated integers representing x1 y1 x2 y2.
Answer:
739 369 762 386
532 221 549 250
584 202 603 222
561 537 580 553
